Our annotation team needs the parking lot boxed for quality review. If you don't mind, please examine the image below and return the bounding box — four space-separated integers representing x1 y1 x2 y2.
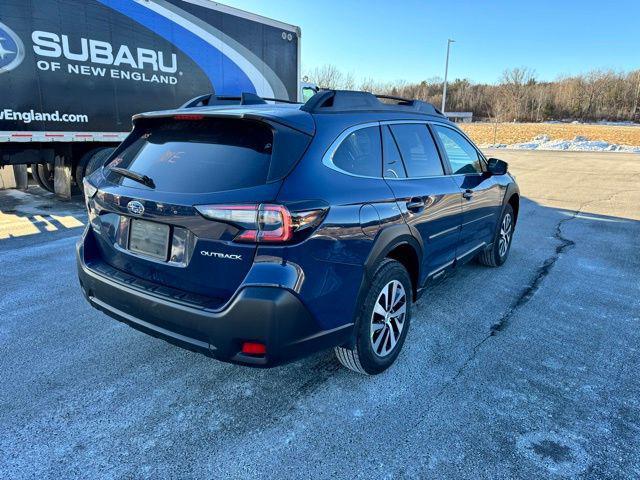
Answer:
1 150 639 478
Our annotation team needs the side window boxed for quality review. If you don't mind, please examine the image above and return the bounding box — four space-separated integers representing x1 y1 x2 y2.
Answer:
302 86 316 102
389 124 444 177
332 126 381 177
433 125 483 174
381 126 406 179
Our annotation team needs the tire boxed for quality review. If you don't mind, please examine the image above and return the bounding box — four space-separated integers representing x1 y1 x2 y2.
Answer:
86 148 114 176
74 148 104 189
30 164 49 191
477 204 514 267
34 163 55 193
335 259 412 375
76 148 114 194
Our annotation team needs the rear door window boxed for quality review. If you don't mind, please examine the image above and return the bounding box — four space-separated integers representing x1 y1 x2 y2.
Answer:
332 126 382 177
105 118 308 193
382 126 407 179
389 124 444 177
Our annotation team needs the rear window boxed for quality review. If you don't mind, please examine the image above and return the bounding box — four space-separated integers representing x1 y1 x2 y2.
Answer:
105 118 308 193
332 126 381 177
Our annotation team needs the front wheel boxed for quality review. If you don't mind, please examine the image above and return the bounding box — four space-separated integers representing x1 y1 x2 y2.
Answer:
335 259 412 375
477 204 514 267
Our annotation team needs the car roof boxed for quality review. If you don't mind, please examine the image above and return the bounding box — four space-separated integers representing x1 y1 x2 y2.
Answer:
133 90 454 136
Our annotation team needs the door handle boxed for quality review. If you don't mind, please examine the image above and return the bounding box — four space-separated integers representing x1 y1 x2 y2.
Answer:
406 197 426 212
462 189 474 200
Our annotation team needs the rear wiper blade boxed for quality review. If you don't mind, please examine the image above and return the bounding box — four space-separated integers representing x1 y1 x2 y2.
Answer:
108 167 155 189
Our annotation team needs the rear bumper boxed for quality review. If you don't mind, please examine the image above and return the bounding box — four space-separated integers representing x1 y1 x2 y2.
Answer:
76 233 351 367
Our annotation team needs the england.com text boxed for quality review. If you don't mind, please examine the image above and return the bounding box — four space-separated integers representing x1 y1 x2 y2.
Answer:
0 109 89 124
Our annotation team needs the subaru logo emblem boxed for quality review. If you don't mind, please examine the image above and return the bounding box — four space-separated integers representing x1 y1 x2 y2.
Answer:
0 22 25 74
127 200 145 216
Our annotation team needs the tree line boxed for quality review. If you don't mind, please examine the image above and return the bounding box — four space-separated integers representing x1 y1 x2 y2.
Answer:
305 65 640 122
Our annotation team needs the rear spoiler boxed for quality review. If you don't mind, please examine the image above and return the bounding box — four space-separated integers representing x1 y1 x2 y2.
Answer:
132 107 315 136
180 92 300 108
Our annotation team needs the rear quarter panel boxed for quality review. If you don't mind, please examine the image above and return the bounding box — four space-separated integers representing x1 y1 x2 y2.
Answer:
274 117 405 330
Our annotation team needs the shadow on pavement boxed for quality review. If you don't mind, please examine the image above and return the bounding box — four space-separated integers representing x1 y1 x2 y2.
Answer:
0 187 86 242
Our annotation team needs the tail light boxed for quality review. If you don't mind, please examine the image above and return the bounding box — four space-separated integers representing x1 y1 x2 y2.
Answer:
195 203 326 243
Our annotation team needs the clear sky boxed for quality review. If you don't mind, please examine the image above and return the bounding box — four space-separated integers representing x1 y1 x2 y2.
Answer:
225 0 640 84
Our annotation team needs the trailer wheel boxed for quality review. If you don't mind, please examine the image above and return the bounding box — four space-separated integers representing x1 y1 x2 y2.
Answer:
86 148 114 176
75 148 103 189
76 147 115 193
30 164 49 191
33 163 55 193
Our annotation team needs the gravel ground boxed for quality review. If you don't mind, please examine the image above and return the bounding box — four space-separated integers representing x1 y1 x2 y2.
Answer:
1 151 639 479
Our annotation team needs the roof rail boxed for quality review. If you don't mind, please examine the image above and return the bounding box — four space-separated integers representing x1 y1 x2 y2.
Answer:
300 90 444 116
180 92 300 109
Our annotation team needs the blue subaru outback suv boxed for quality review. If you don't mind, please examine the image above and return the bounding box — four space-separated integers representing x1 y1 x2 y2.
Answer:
77 90 519 375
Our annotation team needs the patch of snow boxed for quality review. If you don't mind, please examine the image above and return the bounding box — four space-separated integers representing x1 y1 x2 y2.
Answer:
542 120 639 126
481 136 640 153
596 120 639 126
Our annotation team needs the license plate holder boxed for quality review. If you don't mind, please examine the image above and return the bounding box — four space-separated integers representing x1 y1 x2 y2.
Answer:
128 219 170 260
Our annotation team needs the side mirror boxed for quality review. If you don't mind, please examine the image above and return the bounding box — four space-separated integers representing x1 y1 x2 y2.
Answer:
487 158 508 176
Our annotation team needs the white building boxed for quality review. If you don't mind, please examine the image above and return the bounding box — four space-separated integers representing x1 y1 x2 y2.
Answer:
444 112 473 123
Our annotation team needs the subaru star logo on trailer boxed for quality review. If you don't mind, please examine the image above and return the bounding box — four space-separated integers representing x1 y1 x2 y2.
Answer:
0 22 24 74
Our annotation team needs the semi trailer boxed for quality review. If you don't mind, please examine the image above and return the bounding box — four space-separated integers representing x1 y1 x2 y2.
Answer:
0 0 315 197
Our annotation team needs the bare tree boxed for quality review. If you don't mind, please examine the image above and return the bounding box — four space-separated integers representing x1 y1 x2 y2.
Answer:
304 64 640 122
306 64 345 89
630 70 640 120
499 68 536 121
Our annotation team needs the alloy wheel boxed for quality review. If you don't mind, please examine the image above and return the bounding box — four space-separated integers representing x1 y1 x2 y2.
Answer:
370 280 407 357
498 213 512 257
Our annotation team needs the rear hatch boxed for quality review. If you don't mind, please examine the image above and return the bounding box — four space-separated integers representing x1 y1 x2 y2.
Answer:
88 115 311 306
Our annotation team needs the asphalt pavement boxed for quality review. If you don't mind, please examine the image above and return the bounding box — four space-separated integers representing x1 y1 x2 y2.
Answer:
1 150 639 479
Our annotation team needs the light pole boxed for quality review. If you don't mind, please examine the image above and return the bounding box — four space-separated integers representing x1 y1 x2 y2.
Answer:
441 39 455 113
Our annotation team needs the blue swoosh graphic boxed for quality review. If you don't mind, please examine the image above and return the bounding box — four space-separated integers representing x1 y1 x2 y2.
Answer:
97 0 256 95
